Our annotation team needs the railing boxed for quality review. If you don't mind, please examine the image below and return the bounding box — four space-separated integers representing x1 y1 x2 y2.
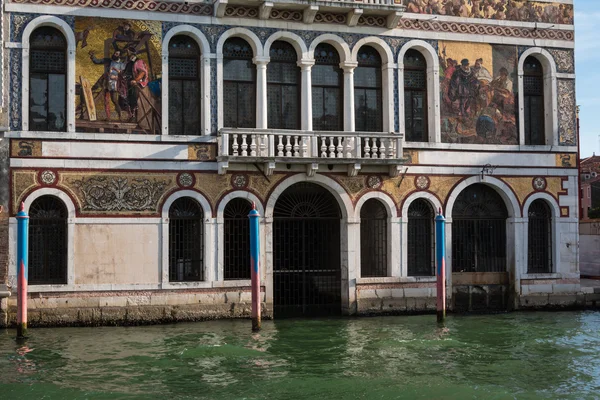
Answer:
219 129 404 160
329 0 400 5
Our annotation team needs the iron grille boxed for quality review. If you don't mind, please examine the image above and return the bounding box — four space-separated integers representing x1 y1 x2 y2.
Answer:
407 199 434 276
169 198 204 282
223 38 256 128
528 200 552 273
29 196 67 285
404 50 428 142
169 37 200 136
273 183 342 317
267 41 300 130
357 45 382 67
452 184 508 273
360 199 388 277
523 56 545 145
224 198 252 280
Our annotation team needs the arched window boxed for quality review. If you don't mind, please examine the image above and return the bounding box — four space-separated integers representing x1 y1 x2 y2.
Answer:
224 198 252 280
360 199 388 277
169 197 204 282
407 199 434 276
312 43 343 131
404 49 427 142
355 46 382 132
223 38 256 128
29 196 67 285
523 56 545 145
29 27 67 132
528 200 552 273
267 41 300 130
169 36 200 136
452 184 508 273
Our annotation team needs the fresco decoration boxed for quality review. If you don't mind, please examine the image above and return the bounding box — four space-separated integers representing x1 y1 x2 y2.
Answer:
548 49 575 74
11 170 38 215
555 154 576 168
405 0 573 24
501 176 565 206
439 41 518 145
74 18 162 135
187 144 217 161
558 79 577 146
10 139 42 157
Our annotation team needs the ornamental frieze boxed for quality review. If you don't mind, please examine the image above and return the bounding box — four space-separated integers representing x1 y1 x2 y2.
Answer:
558 79 577 146
500 176 566 206
11 0 213 16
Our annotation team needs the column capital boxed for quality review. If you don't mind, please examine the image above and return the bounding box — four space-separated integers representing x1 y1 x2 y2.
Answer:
298 58 315 69
339 61 358 72
253 56 270 66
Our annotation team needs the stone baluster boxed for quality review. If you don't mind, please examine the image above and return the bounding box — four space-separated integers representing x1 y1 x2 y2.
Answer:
328 137 336 158
241 135 248 156
293 136 300 157
285 135 292 157
363 137 371 159
277 135 284 157
250 134 257 157
379 139 386 159
321 138 327 158
232 134 239 156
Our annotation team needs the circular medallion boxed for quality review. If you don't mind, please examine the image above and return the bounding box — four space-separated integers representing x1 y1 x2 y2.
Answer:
532 177 547 191
40 170 56 185
177 172 194 188
414 175 430 190
367 175 382 189
231 174 249 189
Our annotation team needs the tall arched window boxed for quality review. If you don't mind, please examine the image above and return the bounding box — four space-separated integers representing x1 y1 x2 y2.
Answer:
355 46 382 132
360 199 388 277
224 198 252 280
29 27 67 132
312 43 343 131
29 196 67 285
267 41 300 130
404 49 427 142
528 200 552 273
169 36 200 136
169 197 204 282
223 38 256 128
407 199 434 276
523 56 545 145
452 185 508 273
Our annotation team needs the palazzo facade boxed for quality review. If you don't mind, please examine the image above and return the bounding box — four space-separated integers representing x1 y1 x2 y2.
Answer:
0 0 583 325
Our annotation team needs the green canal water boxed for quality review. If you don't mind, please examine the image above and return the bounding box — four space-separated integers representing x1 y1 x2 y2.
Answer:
1 312 600 399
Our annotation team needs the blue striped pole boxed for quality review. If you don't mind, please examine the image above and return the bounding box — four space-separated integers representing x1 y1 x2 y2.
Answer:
435 208 446 323
16 202 29 338
248 202 261 331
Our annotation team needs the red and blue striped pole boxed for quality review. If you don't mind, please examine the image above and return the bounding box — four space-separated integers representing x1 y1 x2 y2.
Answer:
248 202 261 331
435 208 446 323
16 202 29 338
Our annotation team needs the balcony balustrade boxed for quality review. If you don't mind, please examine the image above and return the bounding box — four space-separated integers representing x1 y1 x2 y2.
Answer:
218 128 405 177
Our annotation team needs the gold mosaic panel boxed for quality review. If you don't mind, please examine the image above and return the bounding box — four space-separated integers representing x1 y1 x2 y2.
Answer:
500 176 565 206
188 144 217 161
11 170 38 214
555 154 576 168
11 139 41 157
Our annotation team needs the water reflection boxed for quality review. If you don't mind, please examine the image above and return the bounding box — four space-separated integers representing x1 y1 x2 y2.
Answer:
0 313 599 399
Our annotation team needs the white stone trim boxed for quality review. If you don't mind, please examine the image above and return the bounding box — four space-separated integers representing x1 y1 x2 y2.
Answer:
215 191 265 284
161 25 212 136
160 190 215 285
263 31 309 59
21 15 76 133
307 34 352 63
398 40 441 143
445 176 522 218
518 47 559 146
521 193 561 277
216 28 264 130
10 188 77 289
400 192 442 279
354 191 399 278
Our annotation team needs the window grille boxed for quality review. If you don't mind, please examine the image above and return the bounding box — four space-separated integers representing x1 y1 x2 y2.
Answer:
267 41 300 130
312 43 342 131
169 36 200 135
404 49 427 142
452 184 508 273
29 27 67 132
528 200 552 273
223 38 256 128
407 199 434 276
360 199 388 277
169 197 204 282
29 196 68 285
224 198 252 280
524 56 545 145
355 46 382 132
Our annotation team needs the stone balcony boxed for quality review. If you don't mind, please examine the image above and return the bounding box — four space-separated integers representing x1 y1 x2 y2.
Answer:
218 128 406 177
214 0 405 28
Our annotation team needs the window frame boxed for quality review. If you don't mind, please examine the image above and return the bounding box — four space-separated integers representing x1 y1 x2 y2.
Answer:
312 43 343 132
267 41 301 130
403 49 428 142
354 45 383 133
223 37 257 129
523 55 545 146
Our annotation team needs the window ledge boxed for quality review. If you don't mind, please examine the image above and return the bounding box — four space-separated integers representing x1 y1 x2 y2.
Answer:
5 131 217 143
356 276 436 284
405 142 578 153
520 273 560 280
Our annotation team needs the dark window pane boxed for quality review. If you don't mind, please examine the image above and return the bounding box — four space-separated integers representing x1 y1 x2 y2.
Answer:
404 50 428 142
169 198 204 282
223 38 255 128
407 199 434 276
355 88 382 132
267 41 300 130
48 74 66 131
361 199 388 277
528 200 552 273
224 198 253 280
524 56 545 145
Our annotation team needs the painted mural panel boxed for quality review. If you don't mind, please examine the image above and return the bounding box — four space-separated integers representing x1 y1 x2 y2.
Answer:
439 41 518 145
74 18 162 134
405 0 573 24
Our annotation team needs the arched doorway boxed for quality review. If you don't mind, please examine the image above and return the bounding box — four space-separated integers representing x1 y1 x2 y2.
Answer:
273 182 342 317
451 184 509 311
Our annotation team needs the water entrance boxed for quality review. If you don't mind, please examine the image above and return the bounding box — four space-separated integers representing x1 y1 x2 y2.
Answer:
273 182 342 317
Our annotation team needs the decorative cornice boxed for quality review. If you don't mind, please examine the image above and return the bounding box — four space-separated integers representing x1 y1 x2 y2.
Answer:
11 0 213 15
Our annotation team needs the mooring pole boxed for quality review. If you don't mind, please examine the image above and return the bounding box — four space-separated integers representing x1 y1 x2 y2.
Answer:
16 202 29 338
435 208 446 323
248 202 261 332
